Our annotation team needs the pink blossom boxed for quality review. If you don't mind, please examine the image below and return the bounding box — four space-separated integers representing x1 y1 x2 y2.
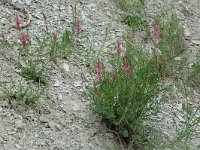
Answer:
15 14 21 28
20 33 28 46
75 22 81 32
115 41 122 54
53 33 57 42
153 24 160 39
95 61 103 80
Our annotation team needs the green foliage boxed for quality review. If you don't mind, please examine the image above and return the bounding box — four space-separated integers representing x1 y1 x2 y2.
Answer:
188 49 200 87
35 36 51 55
123 13 144 30
18 59 47 85
3 82 41 105
49 30 73 61
115 0 144 11
157 14 186 59
61 30 73 58
86 38 160 143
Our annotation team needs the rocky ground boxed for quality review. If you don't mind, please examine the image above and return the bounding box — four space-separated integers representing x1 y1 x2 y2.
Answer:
0 0 200 150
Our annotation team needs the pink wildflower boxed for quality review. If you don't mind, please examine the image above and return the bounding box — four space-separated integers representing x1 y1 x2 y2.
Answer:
75 22 81 32
152 24 160 39
115 41 123 54
15 14 21 28
95 61 103 80
20 33 28 46
53 33 57 42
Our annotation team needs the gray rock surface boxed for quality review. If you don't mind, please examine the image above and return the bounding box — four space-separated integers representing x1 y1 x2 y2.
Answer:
0 0 200 149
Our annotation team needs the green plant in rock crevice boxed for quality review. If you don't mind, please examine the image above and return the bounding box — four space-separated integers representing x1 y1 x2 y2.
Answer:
123 13 144 30
85 35 161 147
18 59 47 85
150 14 186 78
3 81 41 106
115 0 144 11
188 48 200 87
156 14 186 59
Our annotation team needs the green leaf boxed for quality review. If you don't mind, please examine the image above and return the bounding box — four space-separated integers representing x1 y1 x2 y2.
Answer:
123 128 129 138
62 30 71 46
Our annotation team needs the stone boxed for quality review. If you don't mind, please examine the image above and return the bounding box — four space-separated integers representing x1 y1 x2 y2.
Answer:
63 63 70 72
15 144 22 149
53 80 61 87
184 28 190 37
57 93 63 100
15 120 25 129
174 57 181 61
40 115 49 123
106 11 111 17
192 40 200 46
177 103 182 111
177 114 185 123
72 103 80 111
74 81 83 87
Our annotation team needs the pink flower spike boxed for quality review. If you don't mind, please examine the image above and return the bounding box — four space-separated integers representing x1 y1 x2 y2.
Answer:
115 41 122 54
15 14 21 28
53 33 57 42
20 33 28 46
95 61 103 80
153 24 160 39
75 22 81 32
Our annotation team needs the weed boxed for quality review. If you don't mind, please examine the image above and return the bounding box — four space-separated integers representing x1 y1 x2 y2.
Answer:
123 13 144 30
150 14 186 77
85 36 161 147
150 79 200 149
188 49 200 87
156 14 186 58
35 36 50 56
17 56 47 85
3 81 41 105
61 30 73 58
49 30 73 61
115 0 144 11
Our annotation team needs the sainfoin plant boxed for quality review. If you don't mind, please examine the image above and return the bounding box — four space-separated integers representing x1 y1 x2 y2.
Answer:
86 36 161 142
15 14 21 29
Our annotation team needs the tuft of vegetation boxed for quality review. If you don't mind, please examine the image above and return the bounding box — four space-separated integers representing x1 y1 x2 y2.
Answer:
157 14 186 59
49 30 73 61
3 82 41 106
123 13 144 30
188 49 200 87
85 34 161 147
150 14 186 77
115 0 144 11
17 59 47 85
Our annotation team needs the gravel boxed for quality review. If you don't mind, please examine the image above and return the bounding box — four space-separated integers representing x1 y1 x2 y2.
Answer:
0 0 200 149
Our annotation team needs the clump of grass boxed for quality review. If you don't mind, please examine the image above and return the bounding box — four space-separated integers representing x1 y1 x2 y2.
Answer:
123 13 144 30
148 79 200 149
3 82 41 105
60 30 73 58
17 59 47 85
188 49 200 87
115 0 144 11
49 30 73 61
151 14 186 77
156 14 186 58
